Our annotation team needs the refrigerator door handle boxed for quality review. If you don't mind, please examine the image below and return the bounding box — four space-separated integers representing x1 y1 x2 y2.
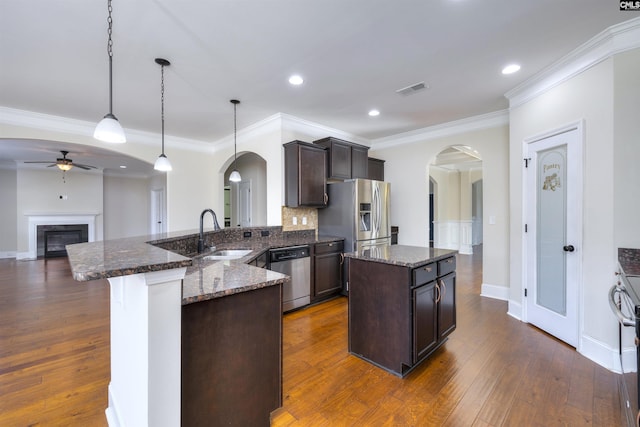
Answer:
372 184 379 238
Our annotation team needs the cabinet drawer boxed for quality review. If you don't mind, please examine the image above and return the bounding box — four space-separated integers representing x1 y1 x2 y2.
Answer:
413 263 437 286
438 257 456 277
315 240 344 255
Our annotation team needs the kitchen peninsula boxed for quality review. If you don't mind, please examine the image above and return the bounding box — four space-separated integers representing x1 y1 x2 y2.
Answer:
346 245 457 377
66 226 338 427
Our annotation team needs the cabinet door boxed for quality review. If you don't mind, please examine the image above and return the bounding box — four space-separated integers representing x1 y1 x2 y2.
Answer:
438 273 456 339
299 144 327 206
329 140 352 180
413 281 438 363
368 158 385 181
351 146 369 179
314 251 342 298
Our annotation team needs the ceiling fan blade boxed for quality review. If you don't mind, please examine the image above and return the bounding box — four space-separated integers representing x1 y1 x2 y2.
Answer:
75 163 98 169
24 161 55 164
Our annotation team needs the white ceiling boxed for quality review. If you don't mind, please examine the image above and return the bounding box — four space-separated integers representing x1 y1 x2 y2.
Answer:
0 1 633 174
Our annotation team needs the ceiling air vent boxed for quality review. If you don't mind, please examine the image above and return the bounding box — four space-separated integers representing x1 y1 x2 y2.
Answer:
395 81 428 96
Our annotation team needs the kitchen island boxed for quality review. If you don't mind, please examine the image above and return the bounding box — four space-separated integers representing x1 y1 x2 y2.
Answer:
66 226 340 427
345 245 458 377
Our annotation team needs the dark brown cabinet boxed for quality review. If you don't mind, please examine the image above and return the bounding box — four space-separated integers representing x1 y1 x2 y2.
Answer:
284 140 327 207
312 240 344 301
181 285 282 426
348 254 456 377
313 137 369 180
367 157 385 181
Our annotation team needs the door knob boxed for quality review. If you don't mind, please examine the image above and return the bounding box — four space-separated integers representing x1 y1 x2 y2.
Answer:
563 245 575 252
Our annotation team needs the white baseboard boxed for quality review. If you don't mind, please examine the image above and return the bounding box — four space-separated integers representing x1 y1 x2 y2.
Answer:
578 334 627 373
507 299 522 321
480 283 509 300
0 251 16 259
16 251 35 260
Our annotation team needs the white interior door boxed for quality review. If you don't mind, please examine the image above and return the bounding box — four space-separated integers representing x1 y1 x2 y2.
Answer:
150 189 166 234
239 181 251 227
524 125 582 347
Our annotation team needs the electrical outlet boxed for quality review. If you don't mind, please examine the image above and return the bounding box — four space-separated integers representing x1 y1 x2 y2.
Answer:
293 217 297 225
261 230 269 237
302 217 307 225
243 231 252 238
59 195 68 200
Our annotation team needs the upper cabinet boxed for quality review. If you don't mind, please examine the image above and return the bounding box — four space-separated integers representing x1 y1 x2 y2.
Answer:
284 140 328 208
313 137 369 181
367 157 385 181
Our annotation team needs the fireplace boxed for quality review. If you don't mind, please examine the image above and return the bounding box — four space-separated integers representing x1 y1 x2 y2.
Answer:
20 214 97 260
43 228 85 258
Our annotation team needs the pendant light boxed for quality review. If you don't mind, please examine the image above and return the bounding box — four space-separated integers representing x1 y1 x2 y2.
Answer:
229 99 242 183
94 0 126 143
153 58 172 172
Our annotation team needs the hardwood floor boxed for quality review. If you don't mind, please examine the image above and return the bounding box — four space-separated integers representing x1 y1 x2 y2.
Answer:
0 248 622 426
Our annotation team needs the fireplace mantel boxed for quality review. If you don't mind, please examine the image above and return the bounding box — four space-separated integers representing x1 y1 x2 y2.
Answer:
20 213 98 260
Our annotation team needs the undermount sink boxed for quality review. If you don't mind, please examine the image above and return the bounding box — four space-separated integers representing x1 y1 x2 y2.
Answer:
203 249 252 260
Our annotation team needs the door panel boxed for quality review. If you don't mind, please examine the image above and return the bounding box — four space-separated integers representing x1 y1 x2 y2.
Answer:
525 125 582 347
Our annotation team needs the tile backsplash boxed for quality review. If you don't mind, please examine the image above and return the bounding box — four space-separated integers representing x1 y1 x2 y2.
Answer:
281 206 317 232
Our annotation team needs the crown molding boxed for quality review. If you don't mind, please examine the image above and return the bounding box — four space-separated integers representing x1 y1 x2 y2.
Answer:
209 113 284 152
0 106 213 153
279 113 370 146
370 110 509 150
505 17 640 108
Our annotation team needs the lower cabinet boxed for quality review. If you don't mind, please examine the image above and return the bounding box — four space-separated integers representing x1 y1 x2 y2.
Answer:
181 285 282 426
349 255 456 377
312 240 344 302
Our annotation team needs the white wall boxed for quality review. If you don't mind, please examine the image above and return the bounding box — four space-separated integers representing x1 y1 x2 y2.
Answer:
371 124 510 292
0 166 17 257
614 49 640 248
16 168 104 253
509 58 616 356
104 175 150 239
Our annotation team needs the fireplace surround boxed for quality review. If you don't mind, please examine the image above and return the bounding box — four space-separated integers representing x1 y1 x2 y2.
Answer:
20 214 98 260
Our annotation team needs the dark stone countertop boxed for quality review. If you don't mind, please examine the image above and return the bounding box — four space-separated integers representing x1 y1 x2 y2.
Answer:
344 244 458 268
66 227 344 305
618 247 640 276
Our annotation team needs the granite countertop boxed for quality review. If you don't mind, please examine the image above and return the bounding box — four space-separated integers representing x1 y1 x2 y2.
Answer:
618 247 640 276
344 244 457 268
66 227 344 305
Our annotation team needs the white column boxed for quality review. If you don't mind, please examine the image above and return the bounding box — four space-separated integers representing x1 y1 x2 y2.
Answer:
105 268 186 427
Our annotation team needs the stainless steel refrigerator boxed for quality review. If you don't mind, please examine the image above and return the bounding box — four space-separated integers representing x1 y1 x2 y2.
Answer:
318 179 391 253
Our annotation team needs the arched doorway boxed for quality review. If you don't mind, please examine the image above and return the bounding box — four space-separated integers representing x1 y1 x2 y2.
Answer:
429 145 482 255
223 152 267 227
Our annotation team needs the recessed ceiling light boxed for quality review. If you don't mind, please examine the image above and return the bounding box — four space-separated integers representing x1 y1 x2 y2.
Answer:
119 165 127 169
502 64 521 75
368 109 380 117
288 75 304 85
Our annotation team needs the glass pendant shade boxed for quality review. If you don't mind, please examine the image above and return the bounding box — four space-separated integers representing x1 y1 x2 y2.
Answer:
94 113 126 143
57 163 73 172
229 169 241 182
154 154 172 172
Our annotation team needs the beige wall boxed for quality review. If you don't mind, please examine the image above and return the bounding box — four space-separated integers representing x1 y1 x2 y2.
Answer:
614 49 640 248
103 175 150 239
16 168 104 253
371 124 510 290
0 167 17 256
509 57 616 349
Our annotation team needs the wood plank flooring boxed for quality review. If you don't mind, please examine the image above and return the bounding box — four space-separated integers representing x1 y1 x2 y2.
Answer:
0 248 622 426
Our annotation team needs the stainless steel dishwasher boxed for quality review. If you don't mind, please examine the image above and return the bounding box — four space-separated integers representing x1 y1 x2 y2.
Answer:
269 245 310 313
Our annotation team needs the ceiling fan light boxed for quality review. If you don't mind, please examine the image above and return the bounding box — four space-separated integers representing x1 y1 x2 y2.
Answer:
94 114 126 143
57 163 73 171
229 169 242 182
154 154 172 172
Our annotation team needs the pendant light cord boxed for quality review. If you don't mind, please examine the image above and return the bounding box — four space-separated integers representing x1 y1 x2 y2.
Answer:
161 63 165 155
107 0 114 116
233 102 237 167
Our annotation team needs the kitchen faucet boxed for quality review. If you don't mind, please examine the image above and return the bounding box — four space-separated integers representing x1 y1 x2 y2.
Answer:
198 209 221 253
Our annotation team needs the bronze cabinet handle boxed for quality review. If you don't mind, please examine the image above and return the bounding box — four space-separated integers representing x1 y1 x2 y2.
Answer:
435 283 441 304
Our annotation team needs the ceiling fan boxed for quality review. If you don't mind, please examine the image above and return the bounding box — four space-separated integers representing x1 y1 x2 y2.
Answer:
24 150 98 171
